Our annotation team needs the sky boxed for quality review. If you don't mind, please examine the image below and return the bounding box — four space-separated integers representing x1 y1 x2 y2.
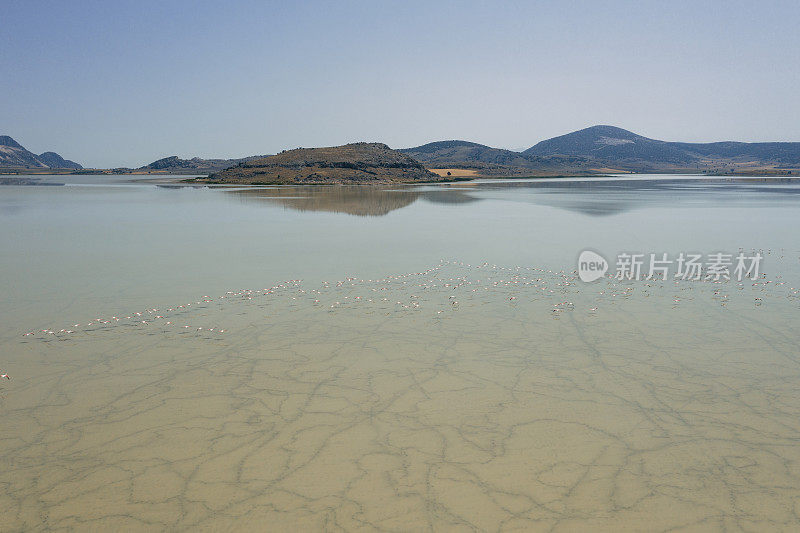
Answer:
2 0 799 168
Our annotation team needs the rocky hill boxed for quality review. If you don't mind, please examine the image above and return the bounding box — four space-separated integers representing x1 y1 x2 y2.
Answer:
0 135 83 169
139 154 268 174
203 142 443 184
0 136 47 168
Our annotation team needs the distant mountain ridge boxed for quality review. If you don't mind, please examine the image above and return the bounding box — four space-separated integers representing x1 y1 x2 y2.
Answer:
5 127 800 177
524 125 800 169
402 126 800 175
0 135 83 169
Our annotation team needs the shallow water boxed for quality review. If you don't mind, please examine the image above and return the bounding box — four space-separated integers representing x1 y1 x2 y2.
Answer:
1 175 800 531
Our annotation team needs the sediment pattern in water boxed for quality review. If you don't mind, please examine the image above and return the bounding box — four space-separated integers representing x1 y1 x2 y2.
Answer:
2 261 800 531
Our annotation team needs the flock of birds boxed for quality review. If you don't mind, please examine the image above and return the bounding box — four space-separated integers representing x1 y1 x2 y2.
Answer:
14 253 798 354
4 253 798 384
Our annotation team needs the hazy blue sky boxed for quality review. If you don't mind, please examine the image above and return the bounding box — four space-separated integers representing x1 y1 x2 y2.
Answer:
2 0 799 167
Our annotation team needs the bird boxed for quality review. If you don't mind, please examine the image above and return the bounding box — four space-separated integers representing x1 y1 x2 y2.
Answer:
0 373 10 380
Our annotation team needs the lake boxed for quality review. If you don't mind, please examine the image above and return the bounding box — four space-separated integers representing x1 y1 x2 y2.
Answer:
1 174 800 531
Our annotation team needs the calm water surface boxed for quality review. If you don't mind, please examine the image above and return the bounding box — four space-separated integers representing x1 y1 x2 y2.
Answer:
1 175 799 531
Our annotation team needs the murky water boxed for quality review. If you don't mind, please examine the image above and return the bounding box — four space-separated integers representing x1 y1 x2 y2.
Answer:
1 175 800 531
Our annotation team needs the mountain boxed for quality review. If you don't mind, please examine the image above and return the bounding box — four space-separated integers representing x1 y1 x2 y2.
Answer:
202 142 444 184
0 135 83 169
0 136 47 168
523 125 800 173
37 151 83 169
524 126 692 163
139 154 268 174
401 126 800 176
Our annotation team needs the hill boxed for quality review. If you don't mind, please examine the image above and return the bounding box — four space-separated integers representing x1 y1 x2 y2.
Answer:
399 140 528 166
401 127 800 176
0 135 83 170
203 142 443 184
398 140 543 175
523 125 800 173
399 139 595 177
37 151 83 169
524 126 692 164
139 154 268 174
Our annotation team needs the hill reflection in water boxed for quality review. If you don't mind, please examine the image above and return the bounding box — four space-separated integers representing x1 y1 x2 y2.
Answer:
465 177 800 216
225 177 800 218
227 185 480 216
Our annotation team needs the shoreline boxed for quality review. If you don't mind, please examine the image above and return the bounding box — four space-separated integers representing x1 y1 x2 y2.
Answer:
4 172 800 189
